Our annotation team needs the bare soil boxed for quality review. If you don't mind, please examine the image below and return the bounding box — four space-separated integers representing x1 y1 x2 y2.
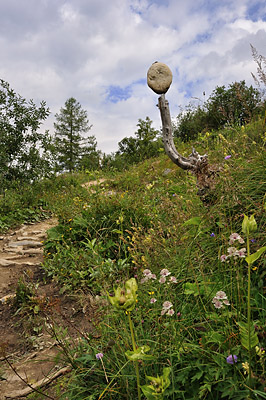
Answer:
0 217 97 399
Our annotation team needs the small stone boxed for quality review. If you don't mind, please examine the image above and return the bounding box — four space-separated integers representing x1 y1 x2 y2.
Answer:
17 236 38 241
147 62 173 94
163 168 172 176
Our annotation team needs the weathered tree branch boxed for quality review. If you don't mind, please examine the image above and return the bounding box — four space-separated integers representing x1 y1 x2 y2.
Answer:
158 94 218 198
158 94 208 171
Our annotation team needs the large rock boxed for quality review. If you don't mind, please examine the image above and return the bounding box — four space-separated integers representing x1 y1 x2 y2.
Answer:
147 62 172 94
8 240 43 249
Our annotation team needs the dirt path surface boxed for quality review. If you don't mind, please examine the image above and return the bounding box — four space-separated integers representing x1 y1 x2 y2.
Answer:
0 217 95 399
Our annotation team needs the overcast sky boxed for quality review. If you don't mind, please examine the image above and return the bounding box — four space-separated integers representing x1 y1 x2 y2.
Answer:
1 0 266 154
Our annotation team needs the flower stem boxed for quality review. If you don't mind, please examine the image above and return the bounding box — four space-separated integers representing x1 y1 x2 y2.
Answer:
128 312 141 400
246 231 252 389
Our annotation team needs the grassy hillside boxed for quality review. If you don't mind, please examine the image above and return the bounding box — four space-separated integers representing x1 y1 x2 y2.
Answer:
1 119 266 399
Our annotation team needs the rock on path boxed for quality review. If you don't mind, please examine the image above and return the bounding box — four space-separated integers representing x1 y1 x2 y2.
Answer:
0 218 57 299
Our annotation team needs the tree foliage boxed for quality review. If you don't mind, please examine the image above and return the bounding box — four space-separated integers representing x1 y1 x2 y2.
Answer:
117 117 162 165
174 81 262 142
0 79 50 186
53 97 99 172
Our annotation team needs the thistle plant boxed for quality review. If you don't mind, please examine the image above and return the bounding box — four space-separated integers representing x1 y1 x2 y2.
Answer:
108 278 148 400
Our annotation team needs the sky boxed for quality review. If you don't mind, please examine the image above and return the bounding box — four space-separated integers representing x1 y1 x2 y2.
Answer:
1 0 266 154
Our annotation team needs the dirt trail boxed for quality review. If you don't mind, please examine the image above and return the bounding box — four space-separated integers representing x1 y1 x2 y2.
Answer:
0 217 96 399
0 218 61 399
0 180 105 398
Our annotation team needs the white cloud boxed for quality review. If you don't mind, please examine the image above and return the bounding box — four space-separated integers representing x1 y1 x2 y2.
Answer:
0 0 266 153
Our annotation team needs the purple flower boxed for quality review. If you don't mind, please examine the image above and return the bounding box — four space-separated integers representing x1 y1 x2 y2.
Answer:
210 233 215 237
96 352 104 360
226 355 238 364
224 155 232 160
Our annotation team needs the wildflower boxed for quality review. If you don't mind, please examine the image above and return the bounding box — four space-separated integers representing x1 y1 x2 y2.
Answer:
215 291 227 300
224 155 231 160
210 233 215 237
150 274 157 280
140 277 148 284
143 269 152 277
255 346 265 357
226 355 238 364
160 268 171 276
212 291 230 309
212 298 223 309
229 233 245 245
220 254 227 262
159 276 166 284
108 278 138 311
227 247 238 257
96 352 104 360
169 276 177 283
242 361 249 374
235 248 246 258
162 301 173 310
167 309 175 316
150 298 157 304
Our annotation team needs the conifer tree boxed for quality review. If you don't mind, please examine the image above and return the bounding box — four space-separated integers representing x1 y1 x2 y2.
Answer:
54 97 95 172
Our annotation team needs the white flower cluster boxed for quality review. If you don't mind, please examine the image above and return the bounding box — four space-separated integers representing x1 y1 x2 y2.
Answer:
140 268 177 284
212 291 230 309
220 233 246 262
161 301 175 316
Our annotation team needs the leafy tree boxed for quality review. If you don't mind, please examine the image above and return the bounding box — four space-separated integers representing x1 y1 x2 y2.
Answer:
117 117 162 164
174 104 208 142
0 79 50 186
174 81 262 141
54 97 97 172
206 81 261 128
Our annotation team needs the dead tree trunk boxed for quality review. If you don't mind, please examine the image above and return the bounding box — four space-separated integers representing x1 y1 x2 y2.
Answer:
158 94 218 198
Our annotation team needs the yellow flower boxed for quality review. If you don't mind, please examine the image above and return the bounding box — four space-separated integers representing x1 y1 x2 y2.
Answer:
242 361 249 375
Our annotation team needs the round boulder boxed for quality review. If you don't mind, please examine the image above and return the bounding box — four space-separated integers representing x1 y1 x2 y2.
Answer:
147 62 172 94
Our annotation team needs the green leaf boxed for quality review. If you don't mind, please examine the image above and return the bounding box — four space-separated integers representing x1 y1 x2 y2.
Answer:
183 217 201 226
237 321 259 350
183 282 200 296
253 390 266 399
140 385 163 400
246 246 266 265
125 345 154 361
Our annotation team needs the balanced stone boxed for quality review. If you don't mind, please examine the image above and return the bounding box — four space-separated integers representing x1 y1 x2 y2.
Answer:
147 62 172 94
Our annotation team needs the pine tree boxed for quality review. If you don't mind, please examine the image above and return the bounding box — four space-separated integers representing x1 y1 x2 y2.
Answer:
54 97 95 172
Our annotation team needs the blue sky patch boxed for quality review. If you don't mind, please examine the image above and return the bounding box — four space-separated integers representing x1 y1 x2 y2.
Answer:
246 3 266 22
106 85 132 103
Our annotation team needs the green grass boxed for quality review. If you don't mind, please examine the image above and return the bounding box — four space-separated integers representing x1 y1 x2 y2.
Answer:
1 119 266 399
